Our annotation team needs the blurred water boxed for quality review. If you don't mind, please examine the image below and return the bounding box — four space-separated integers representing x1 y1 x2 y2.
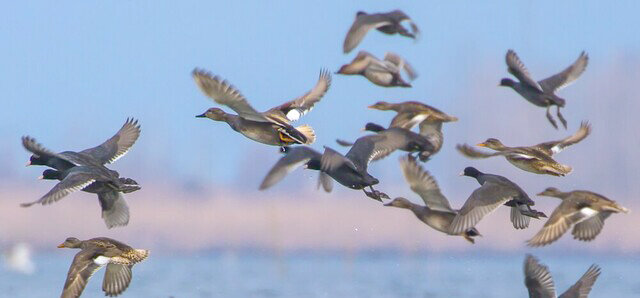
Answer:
1 252 638 297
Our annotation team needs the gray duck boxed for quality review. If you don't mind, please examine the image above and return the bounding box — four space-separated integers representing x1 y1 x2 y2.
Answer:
343 10 419 53
337 51 416 87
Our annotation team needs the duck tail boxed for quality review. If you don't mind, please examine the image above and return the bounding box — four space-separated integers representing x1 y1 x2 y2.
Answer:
295 125 316 145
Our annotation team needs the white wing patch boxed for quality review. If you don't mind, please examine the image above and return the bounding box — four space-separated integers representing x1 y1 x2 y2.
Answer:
93 256 111 265
579 207 598 218
286 109 304 122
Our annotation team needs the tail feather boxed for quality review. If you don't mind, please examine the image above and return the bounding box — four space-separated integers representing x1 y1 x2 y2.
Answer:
295 125 316 145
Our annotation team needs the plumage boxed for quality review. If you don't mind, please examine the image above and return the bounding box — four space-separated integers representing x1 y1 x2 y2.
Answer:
343 10 419 53
456 122 590 176
58 237 148 298
194 68 331 146
500 50 589 129
337 51 416 87
527 188 628 247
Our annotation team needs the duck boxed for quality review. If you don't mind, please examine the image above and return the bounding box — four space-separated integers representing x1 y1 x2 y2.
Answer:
456 121 591 176
527 187 629 247
343 10 419 53
337 51 416 87
369 101 458 158
38 169 140 229
335 122 435 161
57 237 149 298
500 50 588 129
449 167 547 235
260 127 432 201
25 118 141 169
384 156 481 243
193 68 330 147
524 254 601 298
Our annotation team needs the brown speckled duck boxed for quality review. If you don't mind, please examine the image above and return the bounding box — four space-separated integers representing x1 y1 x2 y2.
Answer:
58 237 149 298
527 187 629 247
193 68 331 147
456 121 591 176
337 51 416 87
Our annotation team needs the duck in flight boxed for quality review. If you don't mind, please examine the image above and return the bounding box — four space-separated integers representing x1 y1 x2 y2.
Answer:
384 156 481 243
527 187 629 247
343 10 419 54
193 68 331 147
337 51 416 87
500 50 588 129
57 237 149 298
456 121 591 176
524 254 601 298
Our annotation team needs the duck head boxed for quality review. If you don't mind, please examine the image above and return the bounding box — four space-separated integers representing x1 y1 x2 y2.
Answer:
460 167 482 178
356 11 367 17
39 169 61 180
57 237 82 249
499 78 516 88
196 108 226 121
368 101 394 111
384 197 412 208
537 187 564 197
26 154 48 166
477 138 505 150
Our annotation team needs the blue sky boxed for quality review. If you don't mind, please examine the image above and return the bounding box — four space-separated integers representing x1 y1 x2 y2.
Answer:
2 0 639 190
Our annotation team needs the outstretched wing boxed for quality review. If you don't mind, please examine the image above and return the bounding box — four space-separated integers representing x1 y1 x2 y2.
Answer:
558 264 601 298
22 136 79 166
539 51 589 93
102 264 133 297
506 50 544 92
456 144 503 159
267 69 332 122
527 202 592 247
524 254 557 298
61 250 104 298
449 181 514 234
80 118 141 164
536 121 591 155
21 171 97 207
343 13 392 53
259 147 321 190
98 190 130 229
399 156 453 212
192 69 268 122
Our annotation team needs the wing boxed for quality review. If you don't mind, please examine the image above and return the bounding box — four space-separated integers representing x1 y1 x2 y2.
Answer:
321 146 359 173
259 147 321 190
384 52 417 80
102 264 133 297
346 133 404 171
558 264 601 298
527 202 589 247
21 171 97 207
456 144 503 159
511 204 532 229
22 136 79 166
61 250 104 298
98 190 130 229
343 13 392 53
317 172 334 193
79 118 141 164
336 139 354 147
524 254 557 298
268 69 331 122
571 211 611 241
192 69 268 122
399 156 453 212
506 50 544 92
539 51 589 93
449 182 514 234
536 122 591 155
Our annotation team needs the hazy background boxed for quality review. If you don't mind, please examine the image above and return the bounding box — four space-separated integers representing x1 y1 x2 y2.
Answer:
1 0 639 274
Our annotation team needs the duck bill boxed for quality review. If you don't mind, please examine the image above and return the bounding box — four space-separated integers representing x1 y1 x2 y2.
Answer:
57 243 65 248
458 171 464 176
195 113 206 118
476 143 487 147
25 160 31 166
37 175 44 180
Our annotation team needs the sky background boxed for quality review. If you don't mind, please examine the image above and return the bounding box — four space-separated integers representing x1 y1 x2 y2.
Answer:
1 1 639 254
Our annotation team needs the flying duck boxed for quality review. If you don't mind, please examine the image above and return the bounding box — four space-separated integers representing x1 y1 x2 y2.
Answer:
337 51 416 87
500 50 588 129
448 167 546 235
58 237 149 298
384 156 481 243
457 121 591 176
527 187 629 247
343 10 419 53
193 68 330 147
524 254 601 298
